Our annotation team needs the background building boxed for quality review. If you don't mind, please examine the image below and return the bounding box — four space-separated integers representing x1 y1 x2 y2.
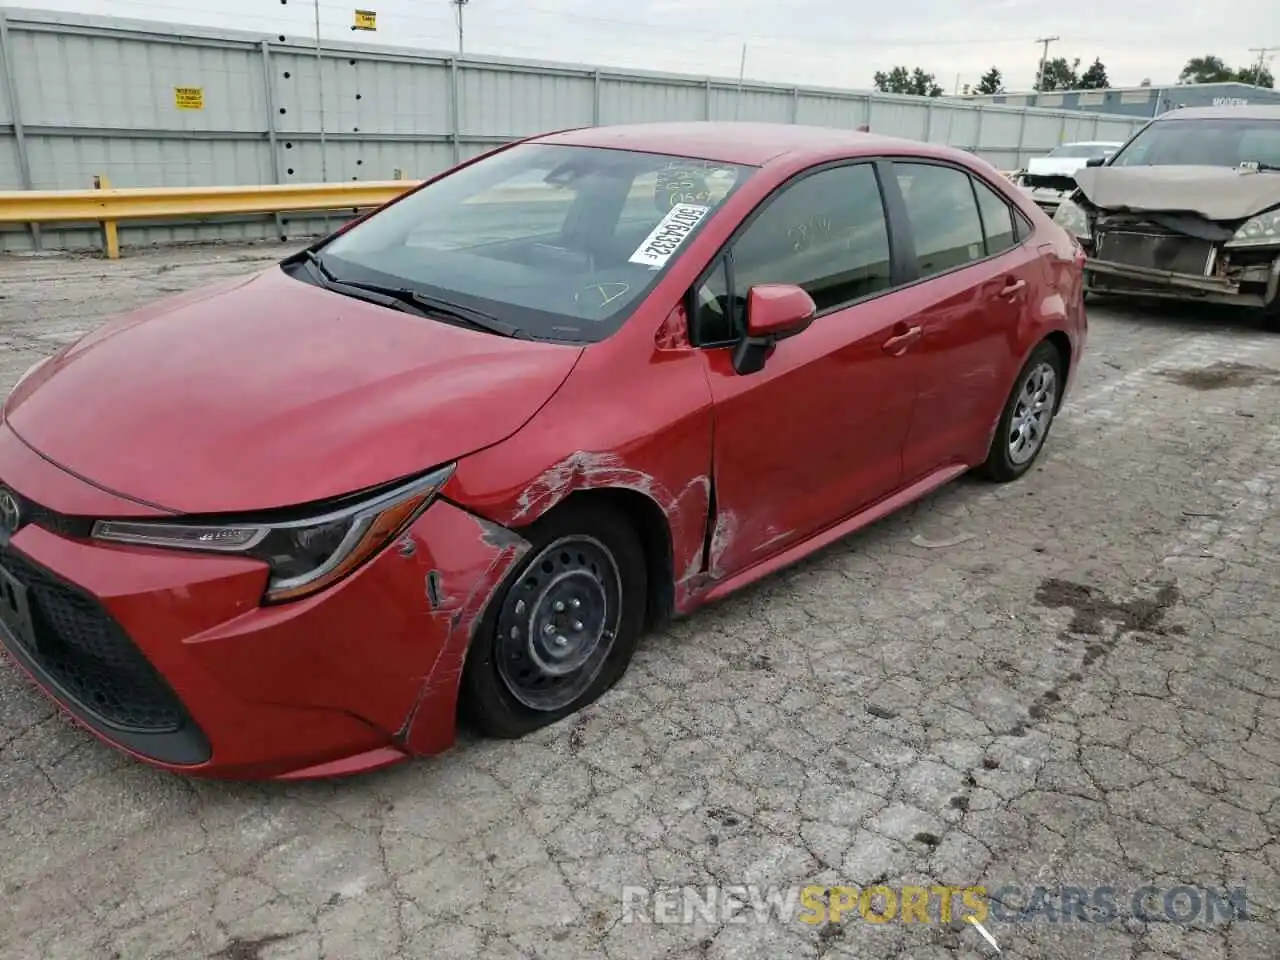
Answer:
952 82 1280 119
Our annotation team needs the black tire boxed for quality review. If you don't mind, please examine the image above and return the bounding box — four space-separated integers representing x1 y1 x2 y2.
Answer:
978 341 1065 483
459 501 648 739
1262 299 1280 332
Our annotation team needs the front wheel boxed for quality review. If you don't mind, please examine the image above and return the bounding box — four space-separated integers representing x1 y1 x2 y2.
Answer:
459 501 648 739
978 342 1064 483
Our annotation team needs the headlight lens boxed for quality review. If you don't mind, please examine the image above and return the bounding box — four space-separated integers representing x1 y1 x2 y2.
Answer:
92 464 455 602
1226 209 1280 248
1053 198 1091 239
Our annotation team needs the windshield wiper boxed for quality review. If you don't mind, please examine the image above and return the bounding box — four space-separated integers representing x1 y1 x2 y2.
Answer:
299 250 430 319
299 250 524 337
396 290 527 339
341 281 525 338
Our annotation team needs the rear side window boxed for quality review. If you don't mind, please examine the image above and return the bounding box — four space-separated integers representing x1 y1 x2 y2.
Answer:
1014 209 1033 241
972 178 1018 254
730 163 893 312
894 162 985 277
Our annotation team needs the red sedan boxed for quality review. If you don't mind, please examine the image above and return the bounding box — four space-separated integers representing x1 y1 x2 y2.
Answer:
0 123 1086 779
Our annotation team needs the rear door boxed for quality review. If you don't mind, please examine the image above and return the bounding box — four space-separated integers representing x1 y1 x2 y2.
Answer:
886 161 1044 482
691 161 920 577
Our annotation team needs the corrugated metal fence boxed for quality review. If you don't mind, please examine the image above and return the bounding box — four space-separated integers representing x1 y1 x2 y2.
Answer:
0 7 1149 253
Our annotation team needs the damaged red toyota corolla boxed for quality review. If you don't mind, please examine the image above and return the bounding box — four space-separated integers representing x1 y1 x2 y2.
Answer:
0 123 1087 779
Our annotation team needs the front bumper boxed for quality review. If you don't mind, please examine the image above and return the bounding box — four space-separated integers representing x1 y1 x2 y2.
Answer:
0 426 528 780
1085 254 1280 309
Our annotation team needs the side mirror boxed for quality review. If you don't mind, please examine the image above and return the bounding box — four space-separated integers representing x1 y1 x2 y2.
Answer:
1085 156 1106 167
732 284 817 375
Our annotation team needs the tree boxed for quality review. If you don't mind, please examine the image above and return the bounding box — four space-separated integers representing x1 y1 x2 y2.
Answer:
873 66 944 97
1139 77 1152 86
1179 55 1233 84
1036 56 1080 91
1078 58 1109 89
1178 54 1274 88
1236 64 1275 88
975 66 1003 95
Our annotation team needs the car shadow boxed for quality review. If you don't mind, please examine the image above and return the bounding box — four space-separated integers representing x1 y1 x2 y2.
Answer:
1089 295 1276 335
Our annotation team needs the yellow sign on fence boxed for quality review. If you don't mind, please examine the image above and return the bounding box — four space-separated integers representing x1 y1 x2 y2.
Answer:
174 86 204 110
353 9 377 30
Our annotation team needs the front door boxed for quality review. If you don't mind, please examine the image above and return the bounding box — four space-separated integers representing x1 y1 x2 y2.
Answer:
691 161 921 579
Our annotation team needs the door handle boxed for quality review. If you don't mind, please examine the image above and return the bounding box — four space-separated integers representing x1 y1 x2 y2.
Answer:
998 277 1027 298
882 325 922 355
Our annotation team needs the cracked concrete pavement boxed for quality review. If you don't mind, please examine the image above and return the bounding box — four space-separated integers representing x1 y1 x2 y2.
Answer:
1 243 1278 960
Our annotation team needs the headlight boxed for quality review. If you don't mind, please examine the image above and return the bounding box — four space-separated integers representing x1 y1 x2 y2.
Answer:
1226 209 1280 248
1053 198 1091 239
92 465 455 602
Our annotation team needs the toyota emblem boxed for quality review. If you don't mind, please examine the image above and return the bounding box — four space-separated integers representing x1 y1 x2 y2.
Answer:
0 488 21 537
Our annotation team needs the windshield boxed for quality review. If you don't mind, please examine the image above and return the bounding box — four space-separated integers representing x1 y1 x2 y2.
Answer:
1109 117 1280 168
317 143 752 342
1047 143 1118 159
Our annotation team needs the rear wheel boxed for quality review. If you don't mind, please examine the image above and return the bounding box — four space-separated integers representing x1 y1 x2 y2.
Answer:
978 341 1064 482
459 501 647 739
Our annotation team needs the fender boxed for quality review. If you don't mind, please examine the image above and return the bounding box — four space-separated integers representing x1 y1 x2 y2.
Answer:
442 305 716 615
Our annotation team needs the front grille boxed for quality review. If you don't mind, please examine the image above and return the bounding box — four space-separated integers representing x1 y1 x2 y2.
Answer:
1096 230 1214 276
7 488 94 539
0 548 186 733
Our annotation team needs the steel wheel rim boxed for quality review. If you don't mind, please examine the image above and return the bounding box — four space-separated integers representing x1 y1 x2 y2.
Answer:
1008 361 1057 465
494 535 622 712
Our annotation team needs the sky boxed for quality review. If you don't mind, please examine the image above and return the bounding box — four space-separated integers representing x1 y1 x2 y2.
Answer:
13 0 1278 92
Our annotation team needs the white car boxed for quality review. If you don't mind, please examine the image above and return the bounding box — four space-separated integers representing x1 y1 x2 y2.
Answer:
1014 141 1124 213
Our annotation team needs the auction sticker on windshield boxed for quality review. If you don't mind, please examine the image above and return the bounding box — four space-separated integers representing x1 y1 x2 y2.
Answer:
629 203 712 268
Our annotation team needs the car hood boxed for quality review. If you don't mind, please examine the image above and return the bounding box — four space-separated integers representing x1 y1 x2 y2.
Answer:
1073 165 1280 221
1026 157 1090 177
4 265 584 514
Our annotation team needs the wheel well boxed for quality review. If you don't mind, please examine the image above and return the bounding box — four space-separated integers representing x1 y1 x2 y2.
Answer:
554 488 676 631
1043 330 1072 410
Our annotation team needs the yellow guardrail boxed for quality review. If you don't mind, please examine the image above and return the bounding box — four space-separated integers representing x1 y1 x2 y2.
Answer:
2 170 1027 260
0 177 423 259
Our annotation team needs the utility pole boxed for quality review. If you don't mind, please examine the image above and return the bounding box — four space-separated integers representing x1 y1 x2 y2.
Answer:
453 0 468 56
1034 36 1058 92
1246 46 1275 81
313 0 327 182
734 43 746 121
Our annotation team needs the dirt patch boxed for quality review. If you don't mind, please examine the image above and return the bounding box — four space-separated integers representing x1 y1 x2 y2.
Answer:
1035 578 1179 639
210 935 296 960
1158 361 1279 391
1022 579 1182 723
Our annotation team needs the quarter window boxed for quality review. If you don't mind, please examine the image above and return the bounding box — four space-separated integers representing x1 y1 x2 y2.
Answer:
895 162 986 277
728 163 893 313
972 178 1018 255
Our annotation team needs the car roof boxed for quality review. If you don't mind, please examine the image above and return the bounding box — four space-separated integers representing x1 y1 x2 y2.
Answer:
532 121 975 168
1154 105 1280 121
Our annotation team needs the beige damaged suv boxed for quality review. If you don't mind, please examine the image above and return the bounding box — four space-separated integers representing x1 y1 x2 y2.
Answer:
1051 105 1280 321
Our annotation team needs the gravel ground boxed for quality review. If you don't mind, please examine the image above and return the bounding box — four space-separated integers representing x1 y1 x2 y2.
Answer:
1 242 1278 960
